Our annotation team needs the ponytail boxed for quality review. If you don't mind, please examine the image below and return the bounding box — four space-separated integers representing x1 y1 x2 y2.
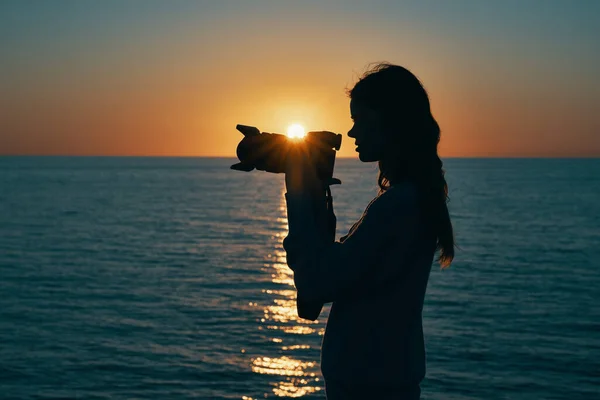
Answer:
434 156 454 268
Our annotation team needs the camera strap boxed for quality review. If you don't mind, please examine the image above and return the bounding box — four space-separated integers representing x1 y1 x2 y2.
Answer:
324 185 337 243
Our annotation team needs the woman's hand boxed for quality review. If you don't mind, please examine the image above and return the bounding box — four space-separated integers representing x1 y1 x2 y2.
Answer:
284 145 324 197
284 144 337 242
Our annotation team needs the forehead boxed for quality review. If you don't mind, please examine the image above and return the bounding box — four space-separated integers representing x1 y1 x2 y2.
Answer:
350 98 375 118
350 98 365 116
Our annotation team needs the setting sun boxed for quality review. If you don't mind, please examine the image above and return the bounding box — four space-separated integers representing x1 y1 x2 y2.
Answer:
286 124 306 139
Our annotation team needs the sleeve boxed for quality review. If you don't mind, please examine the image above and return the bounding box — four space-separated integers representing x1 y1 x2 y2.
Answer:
283 185 419 304
287 188 333 321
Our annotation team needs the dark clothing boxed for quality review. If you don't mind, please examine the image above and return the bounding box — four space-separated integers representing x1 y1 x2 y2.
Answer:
325 378 421 400
283 182 436 390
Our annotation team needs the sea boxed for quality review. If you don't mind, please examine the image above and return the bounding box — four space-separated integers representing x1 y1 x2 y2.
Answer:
0 157 599 400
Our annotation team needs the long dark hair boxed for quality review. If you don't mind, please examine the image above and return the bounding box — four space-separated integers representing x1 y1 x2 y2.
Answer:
348 62 454 268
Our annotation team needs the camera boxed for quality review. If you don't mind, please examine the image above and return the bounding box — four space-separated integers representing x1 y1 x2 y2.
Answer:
231 124 342 321
231 124 342 183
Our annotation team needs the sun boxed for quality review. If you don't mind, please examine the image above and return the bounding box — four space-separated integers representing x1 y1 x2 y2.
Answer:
286 123 306 139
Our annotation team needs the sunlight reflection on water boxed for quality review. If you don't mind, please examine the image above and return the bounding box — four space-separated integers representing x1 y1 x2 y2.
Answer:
247 190 323 398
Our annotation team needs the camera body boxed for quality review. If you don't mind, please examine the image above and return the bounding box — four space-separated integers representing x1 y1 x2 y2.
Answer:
231 124 342 183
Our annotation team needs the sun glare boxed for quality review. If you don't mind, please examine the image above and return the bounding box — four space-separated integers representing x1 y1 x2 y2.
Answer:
286 124 306 139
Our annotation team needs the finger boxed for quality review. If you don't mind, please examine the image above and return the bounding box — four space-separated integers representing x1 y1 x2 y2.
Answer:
306 131 336 135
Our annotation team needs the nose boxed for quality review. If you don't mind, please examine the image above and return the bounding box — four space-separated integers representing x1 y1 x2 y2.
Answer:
347 127 356 139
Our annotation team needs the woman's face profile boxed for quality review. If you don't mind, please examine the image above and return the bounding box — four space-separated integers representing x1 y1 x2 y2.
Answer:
348 99 387 162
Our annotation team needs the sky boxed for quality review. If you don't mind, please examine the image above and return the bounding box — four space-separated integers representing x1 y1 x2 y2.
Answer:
1 0 599 157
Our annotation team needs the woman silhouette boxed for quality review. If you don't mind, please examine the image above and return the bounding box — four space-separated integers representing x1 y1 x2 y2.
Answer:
283 63 454 399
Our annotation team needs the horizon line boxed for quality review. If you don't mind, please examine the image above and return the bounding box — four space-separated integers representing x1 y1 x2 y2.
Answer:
1 154 599 159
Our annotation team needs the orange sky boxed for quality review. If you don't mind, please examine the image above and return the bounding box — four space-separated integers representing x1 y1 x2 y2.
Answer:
1 2 599 157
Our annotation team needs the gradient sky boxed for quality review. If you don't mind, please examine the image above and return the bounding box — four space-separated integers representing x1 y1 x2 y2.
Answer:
1 0 599 157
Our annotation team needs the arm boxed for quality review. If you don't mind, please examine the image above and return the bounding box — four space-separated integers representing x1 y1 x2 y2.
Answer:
286 187 335 320
283 184 419 304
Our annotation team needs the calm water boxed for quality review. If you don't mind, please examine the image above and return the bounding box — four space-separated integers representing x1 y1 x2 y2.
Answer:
1 157 599 400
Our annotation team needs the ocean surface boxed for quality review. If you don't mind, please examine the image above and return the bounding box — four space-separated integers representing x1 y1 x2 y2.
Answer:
1 157 599 400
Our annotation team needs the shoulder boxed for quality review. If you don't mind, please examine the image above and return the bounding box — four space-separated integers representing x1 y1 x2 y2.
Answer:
366 182 419 215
